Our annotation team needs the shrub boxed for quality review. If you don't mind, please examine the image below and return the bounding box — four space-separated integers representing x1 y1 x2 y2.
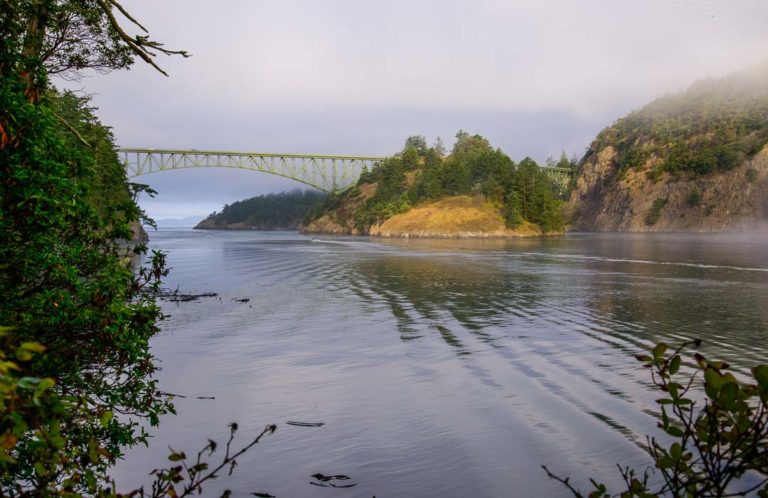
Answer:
645 198 668 226
747 168 759 183
544 340 768 497
687 188 701 207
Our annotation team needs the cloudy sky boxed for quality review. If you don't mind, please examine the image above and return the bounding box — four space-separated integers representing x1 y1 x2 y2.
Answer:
63 0 768 221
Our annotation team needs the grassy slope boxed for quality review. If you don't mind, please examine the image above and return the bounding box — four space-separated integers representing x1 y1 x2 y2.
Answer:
369 196 543 237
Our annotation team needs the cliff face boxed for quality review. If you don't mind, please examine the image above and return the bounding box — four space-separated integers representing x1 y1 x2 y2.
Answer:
130 221 149 242
569 145 768 232
301 182 378 235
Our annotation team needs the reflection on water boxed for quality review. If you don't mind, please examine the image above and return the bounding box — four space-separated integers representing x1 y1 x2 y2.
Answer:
114 231 768 497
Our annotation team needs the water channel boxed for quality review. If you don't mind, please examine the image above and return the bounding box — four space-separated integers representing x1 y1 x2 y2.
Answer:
115 230 768 497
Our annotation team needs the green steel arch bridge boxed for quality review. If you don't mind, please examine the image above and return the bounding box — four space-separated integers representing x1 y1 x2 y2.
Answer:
120 148 572 193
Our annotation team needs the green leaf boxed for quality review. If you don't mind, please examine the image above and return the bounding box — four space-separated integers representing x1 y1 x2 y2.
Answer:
665 425 684 438
99 411 113 428
705 367 724 391
16 342 46 362
653 343 668 359
669 355 681 375
753 365 768 390
670 442 682 459
19 342 46 353
16 377 42 390
719 382 738 405
15 350 33 362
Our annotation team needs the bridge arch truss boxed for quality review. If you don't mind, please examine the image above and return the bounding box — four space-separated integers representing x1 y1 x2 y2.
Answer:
120 148 386 193
540 167 573 191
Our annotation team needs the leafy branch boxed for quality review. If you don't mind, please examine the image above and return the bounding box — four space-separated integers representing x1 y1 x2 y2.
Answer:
146 423 278 498
544 340 768 497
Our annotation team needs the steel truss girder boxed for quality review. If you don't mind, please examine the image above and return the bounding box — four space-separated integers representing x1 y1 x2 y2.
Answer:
540 167 573 190
120 148 386 193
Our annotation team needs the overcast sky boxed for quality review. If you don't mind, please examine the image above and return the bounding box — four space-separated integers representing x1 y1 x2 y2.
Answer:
62 0 768 221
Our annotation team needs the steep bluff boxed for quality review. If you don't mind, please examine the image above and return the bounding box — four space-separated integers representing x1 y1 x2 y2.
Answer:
569 145 768 232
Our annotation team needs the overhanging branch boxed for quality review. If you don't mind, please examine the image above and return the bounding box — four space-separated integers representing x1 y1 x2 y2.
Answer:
94 0 189 77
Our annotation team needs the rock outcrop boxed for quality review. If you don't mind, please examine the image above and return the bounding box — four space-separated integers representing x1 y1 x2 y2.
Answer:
301 182 378 235
569 146 768 232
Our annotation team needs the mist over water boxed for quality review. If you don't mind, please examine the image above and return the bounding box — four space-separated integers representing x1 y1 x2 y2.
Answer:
115 231 768 497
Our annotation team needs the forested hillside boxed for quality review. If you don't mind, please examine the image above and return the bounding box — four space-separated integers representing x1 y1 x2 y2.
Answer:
305 132 573 236
570 63 768 231
196 189 327 229
592 63 768 178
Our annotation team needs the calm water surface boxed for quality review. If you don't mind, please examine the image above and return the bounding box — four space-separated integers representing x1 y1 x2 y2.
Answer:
115 231 768 497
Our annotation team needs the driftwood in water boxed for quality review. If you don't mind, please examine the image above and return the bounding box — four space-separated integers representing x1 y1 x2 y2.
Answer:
310 474 358 488
286 421 325 427
152 287 218 302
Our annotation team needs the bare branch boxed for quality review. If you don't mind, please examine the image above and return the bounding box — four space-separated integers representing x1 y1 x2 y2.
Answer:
106 0 148 33
541 465 586 498
93 0 189 77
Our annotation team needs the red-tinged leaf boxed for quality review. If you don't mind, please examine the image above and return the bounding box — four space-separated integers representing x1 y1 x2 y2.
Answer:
694 353 706 367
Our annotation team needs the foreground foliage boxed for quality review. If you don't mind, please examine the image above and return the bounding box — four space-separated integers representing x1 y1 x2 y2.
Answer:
544 340 768 497
1 346 276 496
0 42 171 494
2 1 272 495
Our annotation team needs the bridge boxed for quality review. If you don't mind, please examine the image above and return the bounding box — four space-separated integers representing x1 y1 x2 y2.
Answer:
120 148 573 193
120 148 384 192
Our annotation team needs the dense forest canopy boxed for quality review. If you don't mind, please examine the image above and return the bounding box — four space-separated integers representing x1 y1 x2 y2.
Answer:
591 62 768 177
199 189 327 229
332 131 572 233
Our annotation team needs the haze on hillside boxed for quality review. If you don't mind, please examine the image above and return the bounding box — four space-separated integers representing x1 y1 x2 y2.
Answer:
66 0 768 220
